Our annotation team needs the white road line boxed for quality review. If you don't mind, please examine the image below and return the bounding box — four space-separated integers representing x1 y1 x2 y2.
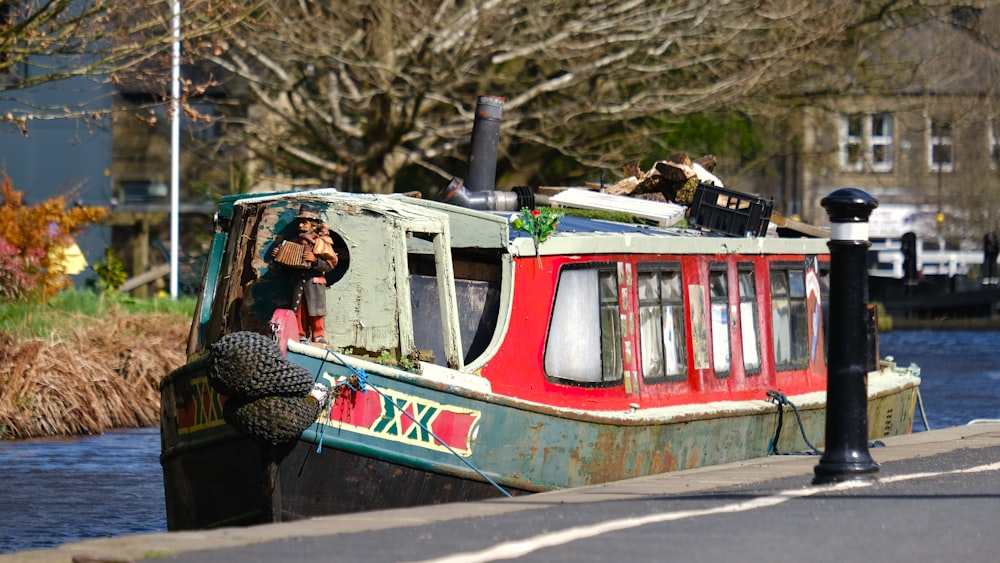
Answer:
410 462 1000 563
878 461 1000 483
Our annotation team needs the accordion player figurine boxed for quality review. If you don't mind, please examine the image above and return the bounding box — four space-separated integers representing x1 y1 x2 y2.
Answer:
270 203 339 345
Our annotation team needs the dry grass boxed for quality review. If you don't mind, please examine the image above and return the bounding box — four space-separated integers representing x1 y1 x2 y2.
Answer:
0 312 189 439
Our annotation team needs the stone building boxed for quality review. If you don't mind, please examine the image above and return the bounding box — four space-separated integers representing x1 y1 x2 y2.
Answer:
774 8 1000 244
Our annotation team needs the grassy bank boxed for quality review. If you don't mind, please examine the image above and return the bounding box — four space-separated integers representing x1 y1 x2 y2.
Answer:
0 291 194 440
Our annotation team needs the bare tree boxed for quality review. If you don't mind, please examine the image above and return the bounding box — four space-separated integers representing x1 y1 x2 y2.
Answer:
0 0 256 129
197 0 988 193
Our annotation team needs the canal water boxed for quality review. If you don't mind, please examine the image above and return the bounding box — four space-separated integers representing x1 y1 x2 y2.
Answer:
0 426 166 554
1 329 998 555
878 329 1000 430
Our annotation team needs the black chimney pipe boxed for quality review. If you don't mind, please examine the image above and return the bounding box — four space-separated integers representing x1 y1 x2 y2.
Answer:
466 95 504 193
438 178 534 211
438 95 537 212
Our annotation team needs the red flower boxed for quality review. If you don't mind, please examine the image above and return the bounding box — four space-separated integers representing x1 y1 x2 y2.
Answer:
531 208 541 217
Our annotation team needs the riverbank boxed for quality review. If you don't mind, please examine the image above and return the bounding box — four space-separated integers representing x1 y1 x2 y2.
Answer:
0 293 190 440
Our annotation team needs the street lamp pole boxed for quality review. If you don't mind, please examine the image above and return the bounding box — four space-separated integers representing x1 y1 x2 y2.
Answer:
169 0 181 299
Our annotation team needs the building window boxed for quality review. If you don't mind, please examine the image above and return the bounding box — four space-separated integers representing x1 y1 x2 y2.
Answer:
990 119 999 170
839 113 894 172
929 118 954 173
870 114 894 172
544 265 623 385
841 115 863 172
637 264 686 383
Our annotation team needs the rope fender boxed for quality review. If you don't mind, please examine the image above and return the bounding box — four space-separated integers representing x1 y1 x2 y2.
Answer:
207 331 329 444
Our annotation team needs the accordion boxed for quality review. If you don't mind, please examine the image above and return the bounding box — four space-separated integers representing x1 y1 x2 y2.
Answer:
274 240 310 268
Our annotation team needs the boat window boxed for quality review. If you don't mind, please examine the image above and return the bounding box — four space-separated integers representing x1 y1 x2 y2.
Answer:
738 264 761 375
688 284 709 370
409 248 503 367
598 270 623 379
770 265 809 370
544 265 623 386
637 265 687 383
819 264 830 363
709 265 731 377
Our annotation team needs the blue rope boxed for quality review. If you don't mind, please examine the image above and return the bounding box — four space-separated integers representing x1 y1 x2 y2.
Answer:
310 354 368 454
313 347 511 498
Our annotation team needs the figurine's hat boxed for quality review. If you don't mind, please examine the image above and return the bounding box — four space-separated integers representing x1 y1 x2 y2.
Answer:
296 204 321 220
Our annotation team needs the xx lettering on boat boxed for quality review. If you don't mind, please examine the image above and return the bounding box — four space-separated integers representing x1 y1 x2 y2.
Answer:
321 373 481 456
176 376 227 435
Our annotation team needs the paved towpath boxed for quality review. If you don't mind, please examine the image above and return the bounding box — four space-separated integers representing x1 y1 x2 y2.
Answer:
6 422 1000 563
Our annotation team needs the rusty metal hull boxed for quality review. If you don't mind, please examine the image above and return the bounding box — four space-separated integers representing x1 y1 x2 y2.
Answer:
161 350 920 531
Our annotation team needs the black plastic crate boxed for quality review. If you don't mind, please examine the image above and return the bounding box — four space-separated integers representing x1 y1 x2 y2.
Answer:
687 183 774 237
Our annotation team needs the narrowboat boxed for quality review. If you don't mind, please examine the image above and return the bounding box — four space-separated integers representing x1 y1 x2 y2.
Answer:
160 185 921 531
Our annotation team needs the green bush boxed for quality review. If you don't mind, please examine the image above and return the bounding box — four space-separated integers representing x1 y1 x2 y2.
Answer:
90 247 128 292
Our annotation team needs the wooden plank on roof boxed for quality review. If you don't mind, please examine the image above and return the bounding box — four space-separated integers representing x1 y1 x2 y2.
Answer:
770 211 830 238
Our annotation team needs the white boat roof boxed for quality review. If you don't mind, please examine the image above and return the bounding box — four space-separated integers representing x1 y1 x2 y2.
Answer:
225 188 831 257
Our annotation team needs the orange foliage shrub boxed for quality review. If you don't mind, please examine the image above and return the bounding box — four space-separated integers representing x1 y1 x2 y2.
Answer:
0 171 107 301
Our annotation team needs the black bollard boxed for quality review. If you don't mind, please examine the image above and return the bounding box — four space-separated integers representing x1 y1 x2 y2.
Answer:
813 188 880 485
984 232 999 285
901 231 918 289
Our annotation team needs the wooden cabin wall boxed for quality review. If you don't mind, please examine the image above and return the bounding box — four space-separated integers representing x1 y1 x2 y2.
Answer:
324 210 405 356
